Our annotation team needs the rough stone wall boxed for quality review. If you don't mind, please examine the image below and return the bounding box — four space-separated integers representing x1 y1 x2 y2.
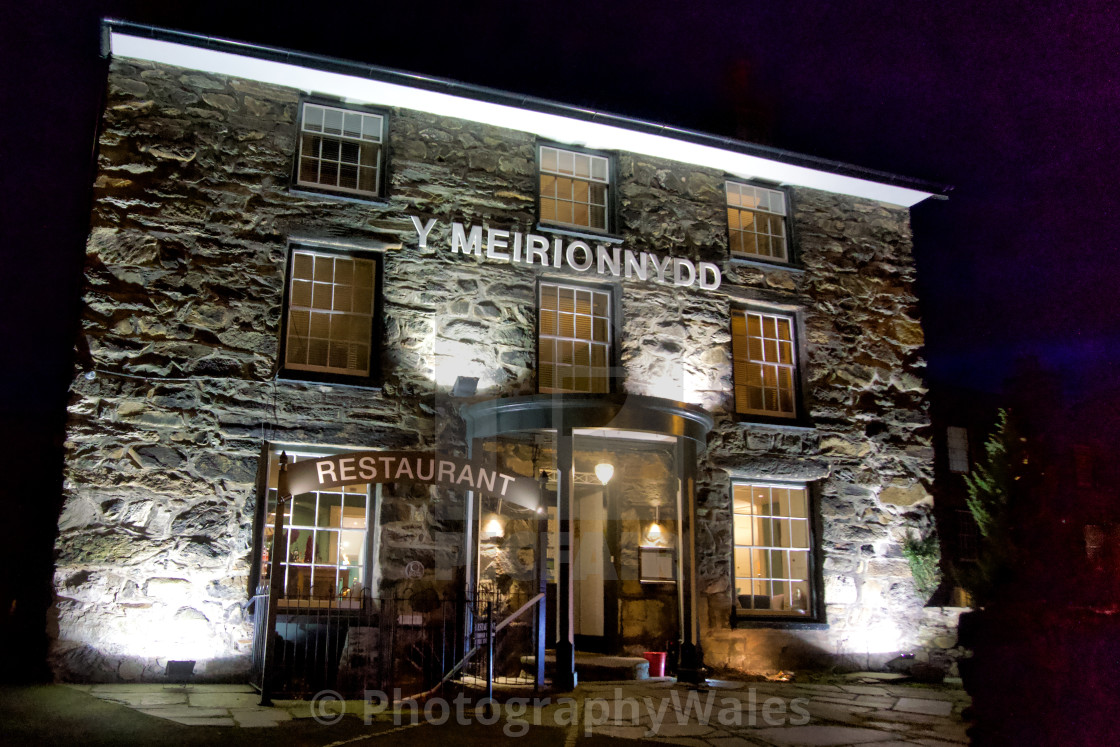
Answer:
53 56 951 682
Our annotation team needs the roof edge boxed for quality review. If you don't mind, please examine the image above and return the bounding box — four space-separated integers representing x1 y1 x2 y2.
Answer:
101 18 953 205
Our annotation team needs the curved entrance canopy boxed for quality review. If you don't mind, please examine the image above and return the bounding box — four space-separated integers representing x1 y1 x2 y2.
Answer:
462 393 714 445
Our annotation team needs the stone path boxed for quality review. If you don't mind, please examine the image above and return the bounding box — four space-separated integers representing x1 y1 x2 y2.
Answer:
70 673 971 744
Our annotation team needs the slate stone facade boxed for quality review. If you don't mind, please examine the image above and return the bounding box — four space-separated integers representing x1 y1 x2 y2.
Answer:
51 51 962 683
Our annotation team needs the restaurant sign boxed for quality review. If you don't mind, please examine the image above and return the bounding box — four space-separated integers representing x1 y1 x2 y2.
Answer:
284 451 541 511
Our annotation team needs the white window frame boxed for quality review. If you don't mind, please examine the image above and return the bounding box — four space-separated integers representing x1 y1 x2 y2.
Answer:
538 145 611 232
732 482 813 617
282 245 379 384
296 101 385 199
726 181 789 262
732 308 799 419
260 450 375 606
538 281 612 394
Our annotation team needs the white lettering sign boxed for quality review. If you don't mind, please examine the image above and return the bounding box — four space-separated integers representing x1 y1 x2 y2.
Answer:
411 216 721 290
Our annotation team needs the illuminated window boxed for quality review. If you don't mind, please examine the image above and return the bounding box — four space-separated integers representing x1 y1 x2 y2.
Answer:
260 451 373 601
539 145 611 232
281 246 380 385
732 309 799 419
295 101 385 199
726 181 788 262
538 282 612 393
947 426 969 474
733 483 812 615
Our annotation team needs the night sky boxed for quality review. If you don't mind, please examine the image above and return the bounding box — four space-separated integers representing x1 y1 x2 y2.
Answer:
1 0 1117 671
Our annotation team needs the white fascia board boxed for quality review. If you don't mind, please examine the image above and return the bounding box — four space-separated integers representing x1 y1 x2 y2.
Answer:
111 32 932 207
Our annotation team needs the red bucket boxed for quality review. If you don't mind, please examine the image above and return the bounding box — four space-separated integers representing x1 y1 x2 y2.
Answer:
643 651 667 677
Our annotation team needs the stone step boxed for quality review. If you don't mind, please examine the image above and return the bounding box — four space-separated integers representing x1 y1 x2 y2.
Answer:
520 652 651 681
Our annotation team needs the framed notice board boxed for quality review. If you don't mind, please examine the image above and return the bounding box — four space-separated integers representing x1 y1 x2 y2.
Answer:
640 547 676 583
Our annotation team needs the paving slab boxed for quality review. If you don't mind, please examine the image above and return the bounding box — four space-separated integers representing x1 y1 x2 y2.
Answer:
135 706 230 720
894 697 954 717
98 691 189 707
648 737 710 747
709 736 768 747
649 719 719 738
164 716 238 726
882 686 959 701
841 685 892 696
231 707 294 727
591 724 657 739
801 701 875 727
90 683 172 693
853 695 896 708
749 724 900 746
863 708 948 726
188 691 262 708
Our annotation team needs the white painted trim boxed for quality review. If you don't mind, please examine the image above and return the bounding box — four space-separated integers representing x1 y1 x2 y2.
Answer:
110 32 934 207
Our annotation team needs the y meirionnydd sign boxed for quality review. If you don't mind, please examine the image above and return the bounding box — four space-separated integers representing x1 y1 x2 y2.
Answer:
284 451 541 511
411 216 722 290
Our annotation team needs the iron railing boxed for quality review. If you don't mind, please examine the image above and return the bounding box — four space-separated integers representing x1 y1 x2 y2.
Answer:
251 585 545 700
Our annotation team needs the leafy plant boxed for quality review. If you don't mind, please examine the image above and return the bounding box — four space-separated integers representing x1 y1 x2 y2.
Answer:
903 527 942 599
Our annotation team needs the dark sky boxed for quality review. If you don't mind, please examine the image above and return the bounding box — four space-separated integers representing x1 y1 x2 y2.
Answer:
3 0 1119 439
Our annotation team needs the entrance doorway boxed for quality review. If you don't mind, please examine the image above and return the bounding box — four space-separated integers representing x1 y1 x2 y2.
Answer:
573 486 618 651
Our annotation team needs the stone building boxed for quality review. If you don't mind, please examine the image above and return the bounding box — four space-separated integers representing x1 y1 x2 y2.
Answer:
52 20 959 687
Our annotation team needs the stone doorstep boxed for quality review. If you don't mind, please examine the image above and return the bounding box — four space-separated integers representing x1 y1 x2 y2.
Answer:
521 652 652 681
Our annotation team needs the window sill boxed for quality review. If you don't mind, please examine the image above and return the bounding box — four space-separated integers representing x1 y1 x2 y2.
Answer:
731 256 806 274
276 372 383 391
290 186 390 206
732 414 815 431
535 223 624 244
732 614 827 630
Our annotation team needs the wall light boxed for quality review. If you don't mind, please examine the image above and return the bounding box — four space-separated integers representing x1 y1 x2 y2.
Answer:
647 504 662 542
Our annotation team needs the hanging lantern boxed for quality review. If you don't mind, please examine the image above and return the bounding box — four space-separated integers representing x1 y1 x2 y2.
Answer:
594 461 614 485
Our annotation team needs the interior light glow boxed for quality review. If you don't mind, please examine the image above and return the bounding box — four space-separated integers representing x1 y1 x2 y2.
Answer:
483 514 505 539
109 33 935 207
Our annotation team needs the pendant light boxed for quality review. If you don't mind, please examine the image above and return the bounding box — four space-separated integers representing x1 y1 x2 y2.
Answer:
594 435 613 485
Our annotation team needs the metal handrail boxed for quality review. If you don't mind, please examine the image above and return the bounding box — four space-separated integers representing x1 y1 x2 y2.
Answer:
494 593 545 633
